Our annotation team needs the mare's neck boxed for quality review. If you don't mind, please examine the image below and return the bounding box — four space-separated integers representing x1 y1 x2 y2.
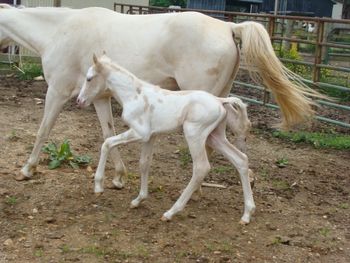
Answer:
0 8 72 55
107 69 144 106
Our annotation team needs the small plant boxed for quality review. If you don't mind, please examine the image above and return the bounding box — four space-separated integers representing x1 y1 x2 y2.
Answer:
276 157 289 168
42 139 91 169
5 196 17 205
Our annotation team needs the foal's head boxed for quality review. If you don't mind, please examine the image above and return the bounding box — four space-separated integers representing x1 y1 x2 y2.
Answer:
77 54 112 107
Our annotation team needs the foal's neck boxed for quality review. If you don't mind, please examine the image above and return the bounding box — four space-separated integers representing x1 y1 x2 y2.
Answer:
107 67 145 106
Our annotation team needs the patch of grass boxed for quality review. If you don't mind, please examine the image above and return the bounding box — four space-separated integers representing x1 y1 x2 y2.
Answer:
34 248 44 257
5 196 17 205
80 246 107 257
15 63 43 80
135 244 149 258
339 203 349 209
60 244 71 254
272 179 290 191
260 168 270 180
319 227 331 237
42 139 91 169
212 165 234 174
273 130 350 150
178 147 192 168
6 130 20 141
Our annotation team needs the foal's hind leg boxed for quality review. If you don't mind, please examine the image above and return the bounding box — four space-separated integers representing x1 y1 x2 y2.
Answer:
17 87 69 180
162 125 211 221
94 98 127 189
207 125 255 224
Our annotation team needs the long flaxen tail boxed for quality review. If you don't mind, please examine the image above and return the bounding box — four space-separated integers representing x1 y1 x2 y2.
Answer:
230 21 326 129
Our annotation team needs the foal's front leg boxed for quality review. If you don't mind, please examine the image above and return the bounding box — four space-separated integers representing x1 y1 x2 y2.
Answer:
130 136 156 208
94 129 141 194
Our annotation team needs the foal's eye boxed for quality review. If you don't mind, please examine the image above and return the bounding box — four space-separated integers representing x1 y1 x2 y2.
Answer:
87 77 93 82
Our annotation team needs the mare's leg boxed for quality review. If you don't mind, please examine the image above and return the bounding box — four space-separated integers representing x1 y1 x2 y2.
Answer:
162 124 211 221
93 98 127 189
94 129 141 194
207 124 255 224
130 136 156 208
17 87 70 180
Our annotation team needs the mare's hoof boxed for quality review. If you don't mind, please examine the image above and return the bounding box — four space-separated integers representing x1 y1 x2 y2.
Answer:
14 173 31 181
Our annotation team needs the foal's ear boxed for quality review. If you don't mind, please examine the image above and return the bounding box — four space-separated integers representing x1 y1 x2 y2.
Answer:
92 53 98 65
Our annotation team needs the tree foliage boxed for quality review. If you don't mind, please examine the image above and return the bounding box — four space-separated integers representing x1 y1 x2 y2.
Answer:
150 0 187 8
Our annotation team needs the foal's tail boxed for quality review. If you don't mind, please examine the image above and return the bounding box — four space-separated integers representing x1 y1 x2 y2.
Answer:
220 97 251 137
230 21 326 129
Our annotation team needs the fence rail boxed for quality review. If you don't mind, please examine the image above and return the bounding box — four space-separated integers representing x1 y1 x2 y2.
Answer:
113 3 350 128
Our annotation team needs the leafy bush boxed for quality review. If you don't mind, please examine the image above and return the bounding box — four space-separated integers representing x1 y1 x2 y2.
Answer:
42 139 91 169
15 63 43 80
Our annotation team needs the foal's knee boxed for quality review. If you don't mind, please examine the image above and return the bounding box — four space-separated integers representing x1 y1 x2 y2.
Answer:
194 162 211 183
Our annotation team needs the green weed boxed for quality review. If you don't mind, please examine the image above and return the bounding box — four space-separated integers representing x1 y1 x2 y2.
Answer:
5 196 17 205
276 157 289 168
42 139 91 169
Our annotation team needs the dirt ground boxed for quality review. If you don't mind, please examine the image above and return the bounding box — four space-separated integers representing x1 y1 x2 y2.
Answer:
0 77 349 263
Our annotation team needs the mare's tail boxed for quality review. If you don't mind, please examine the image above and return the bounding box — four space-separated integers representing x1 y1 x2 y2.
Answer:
230 21 327 129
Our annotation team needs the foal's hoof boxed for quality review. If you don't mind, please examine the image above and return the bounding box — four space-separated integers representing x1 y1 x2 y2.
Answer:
95 192 103 197
239 219 249 225
14 173 31 181
160 215 171 222
111 179 125 190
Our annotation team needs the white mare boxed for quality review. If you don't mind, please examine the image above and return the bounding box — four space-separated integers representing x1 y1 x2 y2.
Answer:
0 5 321 186
77 55 255 223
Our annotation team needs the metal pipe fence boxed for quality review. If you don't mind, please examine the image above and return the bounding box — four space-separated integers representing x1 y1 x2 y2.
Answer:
114 3 350 128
